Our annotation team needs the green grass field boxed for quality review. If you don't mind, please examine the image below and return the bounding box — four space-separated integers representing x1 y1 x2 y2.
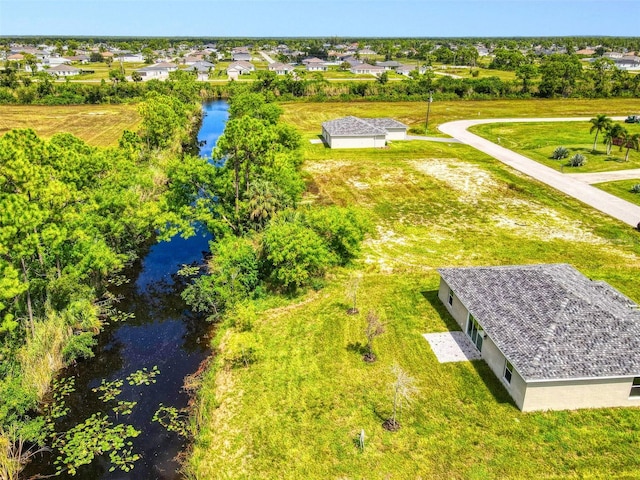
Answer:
0 104 141 146
68 61 148 80
470 121 640 172
281 98 640 140
189 102 640 479
594 179 640 206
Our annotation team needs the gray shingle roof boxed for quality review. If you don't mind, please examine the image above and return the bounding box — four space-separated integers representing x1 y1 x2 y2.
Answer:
438 264 640 381
365 118 409 130
322 116 407 137
48 64 80 72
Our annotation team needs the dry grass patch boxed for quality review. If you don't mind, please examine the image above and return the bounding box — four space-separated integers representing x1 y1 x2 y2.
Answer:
0 104 141 147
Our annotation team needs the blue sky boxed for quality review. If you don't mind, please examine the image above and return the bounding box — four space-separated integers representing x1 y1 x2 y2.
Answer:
1 0 638 37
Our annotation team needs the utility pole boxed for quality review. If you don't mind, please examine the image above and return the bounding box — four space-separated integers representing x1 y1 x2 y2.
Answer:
425 91 433 133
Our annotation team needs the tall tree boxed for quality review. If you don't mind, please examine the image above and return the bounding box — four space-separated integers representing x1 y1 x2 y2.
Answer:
604 123 626 155
589 114 612 152
620 132 640 162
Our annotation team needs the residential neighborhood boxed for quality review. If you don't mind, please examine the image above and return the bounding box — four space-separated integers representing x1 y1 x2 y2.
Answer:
2 38 639 83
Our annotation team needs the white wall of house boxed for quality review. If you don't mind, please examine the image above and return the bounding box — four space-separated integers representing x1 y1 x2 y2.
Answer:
481 335 527 409
139 70 169 78
322 129 385 149
522 377 640 411
385 128 407 141
439 278 527 409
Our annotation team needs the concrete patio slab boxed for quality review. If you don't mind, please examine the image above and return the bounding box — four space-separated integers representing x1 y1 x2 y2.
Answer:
423 331 482 363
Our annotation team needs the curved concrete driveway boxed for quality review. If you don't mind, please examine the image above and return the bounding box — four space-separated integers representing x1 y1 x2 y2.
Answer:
439 117 640 228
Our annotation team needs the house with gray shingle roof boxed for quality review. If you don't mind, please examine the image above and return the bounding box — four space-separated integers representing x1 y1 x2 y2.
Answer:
350 62 385 76
47 64 81 76
135 62 178 79
437 264 640 411
268 62 295 75
321 116 407 149
226 60 254 80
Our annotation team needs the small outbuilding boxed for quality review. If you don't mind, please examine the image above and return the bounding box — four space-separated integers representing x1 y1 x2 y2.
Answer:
321 116 408 149
437 264 640 412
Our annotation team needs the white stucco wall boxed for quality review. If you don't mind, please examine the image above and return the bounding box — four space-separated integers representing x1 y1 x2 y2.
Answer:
323 131 385 149
385 128 407 140
438 278 468 330
522 377 640 411
438 277 527 409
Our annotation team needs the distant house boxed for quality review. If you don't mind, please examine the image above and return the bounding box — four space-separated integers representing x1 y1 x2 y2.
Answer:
44 57 73 67
135 62 178 79
321 116 408 149
48 64 81 77
68 55 90 64
189 61 215 80
615 56 640 71
226 61 254 80
303 57 328 71
396 64 428 77
183 56 204 65
339 55 360 66
376 60 402 70
231 47 252 62
438 264 640 412
268 62 295 75
576 48 596 56
603 52 624 60
358 48 377 56
7 53 24 61
350 63 385 76
117 53 145 63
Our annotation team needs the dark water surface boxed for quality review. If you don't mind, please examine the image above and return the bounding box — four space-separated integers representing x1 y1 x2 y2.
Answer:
25 100 228 480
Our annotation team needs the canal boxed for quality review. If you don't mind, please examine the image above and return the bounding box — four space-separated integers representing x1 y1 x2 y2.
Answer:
24 100 229 479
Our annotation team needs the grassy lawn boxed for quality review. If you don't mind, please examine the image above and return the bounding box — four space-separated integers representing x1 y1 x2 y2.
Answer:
63 62 147 80
470 121 640 173
281 98 640 140
594 179 640 206
433 67 518 81
0 104 141 146
189 102 640 479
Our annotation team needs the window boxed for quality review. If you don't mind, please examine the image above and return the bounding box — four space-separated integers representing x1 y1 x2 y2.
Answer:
630 378 640 398
448 288 454 306
504 360 513 384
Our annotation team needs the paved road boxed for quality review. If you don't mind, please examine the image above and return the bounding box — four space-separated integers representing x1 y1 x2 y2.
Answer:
406 135 461 143
566 169 640 185
259 51 275 64
439 117 640 228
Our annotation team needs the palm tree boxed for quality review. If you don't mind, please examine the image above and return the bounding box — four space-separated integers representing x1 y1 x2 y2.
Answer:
247 180 282 230
589 114 612 152
603 123 626 155
621 132 640 162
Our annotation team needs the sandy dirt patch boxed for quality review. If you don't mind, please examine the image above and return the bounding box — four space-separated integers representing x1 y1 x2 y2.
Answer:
409 159 500 202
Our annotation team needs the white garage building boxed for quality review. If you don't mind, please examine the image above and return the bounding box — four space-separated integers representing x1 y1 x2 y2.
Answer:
321 116 408 149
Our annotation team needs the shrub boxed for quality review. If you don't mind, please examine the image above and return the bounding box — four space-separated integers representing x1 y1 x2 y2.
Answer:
220 331 260 369
631 184 640 194
302 206 369 265
568 153 586 167
261 220 334 291
62 332 97 362
551 146 569 159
